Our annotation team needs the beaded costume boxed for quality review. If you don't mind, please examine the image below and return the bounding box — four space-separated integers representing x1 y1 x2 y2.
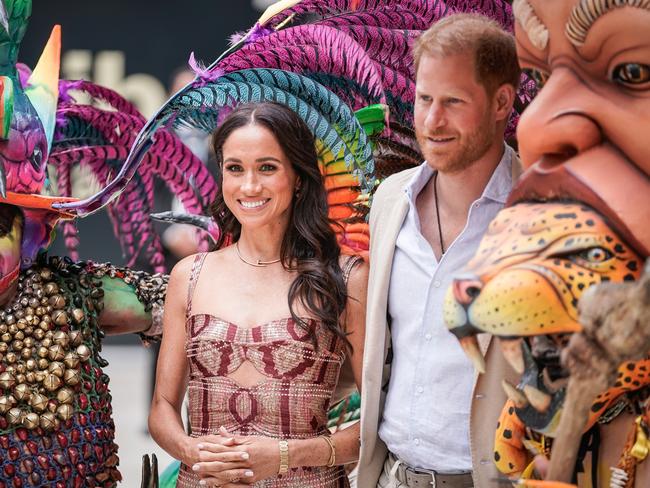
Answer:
176 254 360 488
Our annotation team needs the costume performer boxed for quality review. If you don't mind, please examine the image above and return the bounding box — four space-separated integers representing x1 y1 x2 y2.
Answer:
444 0 650 487
0 0 221 486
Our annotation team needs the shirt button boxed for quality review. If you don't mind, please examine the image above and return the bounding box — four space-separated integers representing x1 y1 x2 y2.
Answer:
425 333 432 341
433 280 441 288
417 386 424 394
414 438 420 446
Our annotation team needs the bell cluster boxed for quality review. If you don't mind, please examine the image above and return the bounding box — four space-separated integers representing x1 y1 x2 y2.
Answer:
0 267 92 432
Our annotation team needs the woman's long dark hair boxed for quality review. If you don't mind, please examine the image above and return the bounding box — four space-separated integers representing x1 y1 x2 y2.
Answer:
210 102 349 348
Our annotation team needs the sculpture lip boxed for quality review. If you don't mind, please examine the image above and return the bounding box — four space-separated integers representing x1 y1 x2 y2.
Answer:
0 192 78 218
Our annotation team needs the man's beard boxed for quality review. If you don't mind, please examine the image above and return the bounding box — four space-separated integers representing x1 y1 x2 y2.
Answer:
417 114 497 174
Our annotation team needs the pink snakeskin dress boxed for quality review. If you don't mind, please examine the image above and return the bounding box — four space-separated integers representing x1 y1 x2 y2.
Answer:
176 253 355 487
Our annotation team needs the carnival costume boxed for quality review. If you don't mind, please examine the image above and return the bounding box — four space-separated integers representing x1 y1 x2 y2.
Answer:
444 0 650 487
0 0 223 486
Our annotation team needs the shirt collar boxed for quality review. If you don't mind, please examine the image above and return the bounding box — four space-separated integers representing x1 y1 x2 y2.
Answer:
403 143 514 206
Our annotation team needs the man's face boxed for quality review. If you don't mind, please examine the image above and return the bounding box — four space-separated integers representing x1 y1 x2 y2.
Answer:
414 52 497 174
515 0 650 176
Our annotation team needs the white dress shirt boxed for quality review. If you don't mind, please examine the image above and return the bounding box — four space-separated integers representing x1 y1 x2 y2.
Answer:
378 146 516 472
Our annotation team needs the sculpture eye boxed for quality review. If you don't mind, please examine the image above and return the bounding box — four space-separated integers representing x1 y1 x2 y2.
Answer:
29 146 42 171
578 247 613 263
523 68 549 88
612 63 650 87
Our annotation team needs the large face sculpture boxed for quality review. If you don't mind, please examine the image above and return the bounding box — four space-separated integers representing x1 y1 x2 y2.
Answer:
444 203 645 435
510 0 650 254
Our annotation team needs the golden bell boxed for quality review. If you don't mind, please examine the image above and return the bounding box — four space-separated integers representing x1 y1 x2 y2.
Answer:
35 306 46 317
7 324 17 335
30 393 48 412
41 338 52 348
37 358 49 370
76 345 91 362
63 352 80 369
43 282 57 295
11 340 24 351
20 348 32 360
14 330 24 341
49 295 66 310
22 412 39 430
33 329 44 340
57 388 74 404
0 324 6 334
0 342 7 353
56 403 73 421
48 362 65 378
5 315 15 325
0 372 16 389
43 373 62 391
5 352 16 364
52 310 68 326
48 345 65 362
15 374 26 384
15 364 25 374
71 308 85 324
0 395 14 413
69 330 82 346
40 269 53 281
53 331 69 347
23 337 35 348
25 372 36 384
14 383 31 402
7 407 23 425
1 333 10 342
37 346 48 358
28 298 39 308
64 368 81 386
40 412 57 431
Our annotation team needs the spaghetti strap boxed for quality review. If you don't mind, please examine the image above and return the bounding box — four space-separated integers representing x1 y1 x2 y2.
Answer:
186 253 208 318
342 254 363 285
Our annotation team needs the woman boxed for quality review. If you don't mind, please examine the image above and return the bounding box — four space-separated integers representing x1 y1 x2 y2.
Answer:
149 102 368 487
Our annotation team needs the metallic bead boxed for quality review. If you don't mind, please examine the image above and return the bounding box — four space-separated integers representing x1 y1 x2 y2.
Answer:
48 345 65 361
0 324 6 334
7 407 23 425
45 330 53 339
40 269 53 281
25 359 36 371
71 308 84 324
56 388 73 404
15 374 25 384
30 393 47 413
0 395 15 413
56 404 73 421
41 314 52 324
0 342 7 353
48 362 65 378
1 333 10 342
24 326 33 336
41 338 52 348
28 298 39 308
23 337 35 348
37 358 48 370
7 324 17 334
49 295 66 310
20 348 32 360
76 345 91 362
11 340 23 351
37 346 48 359
5 352 16 364
43 374 62 391
52 310 68 326
24 314 34 326
22 412 39 430
25 372 36 384
35 288 44 299
53 331 69 347
14 310 24 319
69 330 82 346
35 306 46 316
20 297 29 307
5 366 14 375
0 372 15 389
63 352 79 369
14 384 31 402
39 321 50 332
14 330 24 341
15 364 25 374
63 368 80 386
5 314 14 325
25 307 34 317
39 412 57 431
33 329 44 340
35 371 46 383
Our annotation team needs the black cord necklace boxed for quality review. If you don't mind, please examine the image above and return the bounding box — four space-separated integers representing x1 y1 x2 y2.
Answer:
433 171 445 255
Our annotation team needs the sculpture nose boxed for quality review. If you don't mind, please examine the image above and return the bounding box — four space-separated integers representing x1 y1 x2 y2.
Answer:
452 277 483 306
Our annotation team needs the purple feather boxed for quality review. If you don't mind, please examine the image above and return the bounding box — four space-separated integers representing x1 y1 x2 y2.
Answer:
229 22 274 46
188 52 225 87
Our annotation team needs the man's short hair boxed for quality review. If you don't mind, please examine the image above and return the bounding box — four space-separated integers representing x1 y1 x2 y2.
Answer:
413 13 521 95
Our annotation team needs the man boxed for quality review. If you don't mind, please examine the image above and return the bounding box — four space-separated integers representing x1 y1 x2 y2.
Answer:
357 14 522 488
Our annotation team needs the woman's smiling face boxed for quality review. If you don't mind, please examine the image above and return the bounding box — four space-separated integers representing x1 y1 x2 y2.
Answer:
221 124 298 231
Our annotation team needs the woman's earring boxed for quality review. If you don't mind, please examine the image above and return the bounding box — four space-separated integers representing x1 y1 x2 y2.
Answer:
295 185 301 197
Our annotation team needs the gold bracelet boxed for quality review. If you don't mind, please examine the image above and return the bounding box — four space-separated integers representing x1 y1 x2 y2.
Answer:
321 435 336 467
278 440 289 475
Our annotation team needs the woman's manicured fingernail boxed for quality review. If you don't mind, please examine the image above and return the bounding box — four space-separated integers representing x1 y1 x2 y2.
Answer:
245 470 254 477
197 443 203 449
192 464 199 471
241 452 250 460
